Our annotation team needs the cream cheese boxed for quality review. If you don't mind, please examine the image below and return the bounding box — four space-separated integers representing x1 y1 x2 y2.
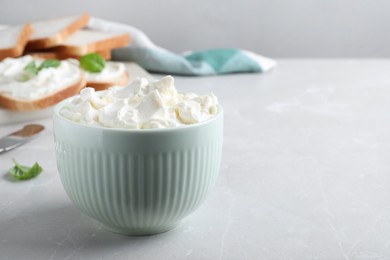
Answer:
0 55 81 100
60 76 219 129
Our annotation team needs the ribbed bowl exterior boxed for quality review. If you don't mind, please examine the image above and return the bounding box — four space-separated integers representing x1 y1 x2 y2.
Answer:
53 102 223 235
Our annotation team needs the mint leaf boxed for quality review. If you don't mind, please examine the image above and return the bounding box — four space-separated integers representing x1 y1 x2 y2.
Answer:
21 61 39 81
38 59 61 71
80 53 106 73
20 59 61 82
9 159 43 180
24 60 38 74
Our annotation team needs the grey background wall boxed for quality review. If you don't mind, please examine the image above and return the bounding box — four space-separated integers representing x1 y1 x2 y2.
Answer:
1 0 389 58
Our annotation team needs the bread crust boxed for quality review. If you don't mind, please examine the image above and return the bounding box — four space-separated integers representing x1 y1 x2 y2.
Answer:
87 71 129 91
0 75 86 111
54 33 130 56
26 13 90 50
0 24 34 60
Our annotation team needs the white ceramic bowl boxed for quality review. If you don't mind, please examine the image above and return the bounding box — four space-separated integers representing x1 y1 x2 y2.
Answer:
53 97 223 235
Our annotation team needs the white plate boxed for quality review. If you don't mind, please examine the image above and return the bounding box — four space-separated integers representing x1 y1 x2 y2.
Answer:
0 62 153 125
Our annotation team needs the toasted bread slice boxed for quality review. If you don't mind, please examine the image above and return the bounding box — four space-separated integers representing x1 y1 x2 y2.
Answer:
0 24 33 60
0 56 86 111
84 61 129 91
26 48 112 60
26 13 90 50
53 29 130 56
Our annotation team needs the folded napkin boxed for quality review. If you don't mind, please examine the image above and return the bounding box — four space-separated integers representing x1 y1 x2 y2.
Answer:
88 17 276 76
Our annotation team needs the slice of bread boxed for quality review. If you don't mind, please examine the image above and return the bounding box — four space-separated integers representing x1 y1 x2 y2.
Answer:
26 48 112 60
26 13 90 50
87 71 129 91
53 29 130 56
0 24 33 60
0 56 86 111
0 77 86 111
83 61 129 91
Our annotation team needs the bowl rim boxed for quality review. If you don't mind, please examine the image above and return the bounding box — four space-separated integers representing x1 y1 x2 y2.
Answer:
53 93 223 133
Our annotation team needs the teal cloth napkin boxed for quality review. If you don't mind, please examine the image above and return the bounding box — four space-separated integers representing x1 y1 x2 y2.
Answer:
88 18 276 76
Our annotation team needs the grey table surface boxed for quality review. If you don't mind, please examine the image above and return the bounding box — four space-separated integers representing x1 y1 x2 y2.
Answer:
1 59 390 260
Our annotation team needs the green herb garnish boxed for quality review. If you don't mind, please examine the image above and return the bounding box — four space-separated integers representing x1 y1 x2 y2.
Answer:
79 53 106 73
38 59 61 71
22 61 38 81
21 59 61 81
9 159 43 180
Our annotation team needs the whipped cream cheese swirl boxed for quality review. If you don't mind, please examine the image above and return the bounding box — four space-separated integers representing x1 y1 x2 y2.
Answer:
60 76 219 129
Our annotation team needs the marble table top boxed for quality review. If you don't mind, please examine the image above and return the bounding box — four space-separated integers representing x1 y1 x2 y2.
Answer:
1 59 390 259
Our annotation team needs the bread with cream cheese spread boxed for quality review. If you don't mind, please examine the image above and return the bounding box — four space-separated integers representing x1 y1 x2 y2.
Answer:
87 71 129 91
0 56 86 111
0 78 86 111
83 61 129 90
